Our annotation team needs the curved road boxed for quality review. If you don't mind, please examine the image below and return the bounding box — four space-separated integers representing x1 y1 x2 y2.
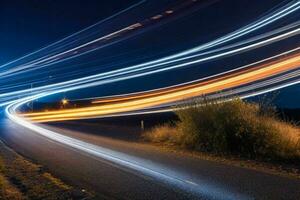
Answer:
1 111 299 199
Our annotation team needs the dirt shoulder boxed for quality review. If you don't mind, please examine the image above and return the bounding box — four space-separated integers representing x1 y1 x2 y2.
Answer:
0 140 93 200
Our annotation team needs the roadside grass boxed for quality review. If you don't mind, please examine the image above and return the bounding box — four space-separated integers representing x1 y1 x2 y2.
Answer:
0 173 24 200
0 141 93 200
143 98 300 164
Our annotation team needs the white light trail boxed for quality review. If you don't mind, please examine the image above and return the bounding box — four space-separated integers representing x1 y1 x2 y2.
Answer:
0 1 299 79
5 99 249 200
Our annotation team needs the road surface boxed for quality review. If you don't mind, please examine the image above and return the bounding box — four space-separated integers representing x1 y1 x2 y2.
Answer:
0 111 300 199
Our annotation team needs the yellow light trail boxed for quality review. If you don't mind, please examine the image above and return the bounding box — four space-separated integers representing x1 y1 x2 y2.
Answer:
21 54 300 123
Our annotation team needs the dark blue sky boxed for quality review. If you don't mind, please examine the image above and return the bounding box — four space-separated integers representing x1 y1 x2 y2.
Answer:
1 0 299 108
0 0 138 64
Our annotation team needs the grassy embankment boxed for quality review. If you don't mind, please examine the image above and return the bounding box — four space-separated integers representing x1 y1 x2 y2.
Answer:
144 98 300 166
0 141 92 200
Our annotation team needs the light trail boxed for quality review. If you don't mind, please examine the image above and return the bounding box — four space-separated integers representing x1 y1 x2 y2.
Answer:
0 3 298 111
21 53 300 122
5 99 249 200
2 20 298 81
0 0 298 81
0 24 298 106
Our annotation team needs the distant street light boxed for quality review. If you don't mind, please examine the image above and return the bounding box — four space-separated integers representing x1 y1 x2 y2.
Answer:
61 98 69 108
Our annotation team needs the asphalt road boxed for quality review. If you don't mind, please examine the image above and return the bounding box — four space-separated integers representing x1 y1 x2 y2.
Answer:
0 111 300 199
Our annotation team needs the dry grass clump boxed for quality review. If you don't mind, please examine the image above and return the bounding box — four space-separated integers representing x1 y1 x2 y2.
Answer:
144 98 300 162
144 124 178 143
0 174 24 200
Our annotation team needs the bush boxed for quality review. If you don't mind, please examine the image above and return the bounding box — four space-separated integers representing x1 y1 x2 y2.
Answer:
143 123 178 144
144 98 300 161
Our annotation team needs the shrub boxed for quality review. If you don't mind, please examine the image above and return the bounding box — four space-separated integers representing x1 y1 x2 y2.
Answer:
144 98 300 161
143 124 178 144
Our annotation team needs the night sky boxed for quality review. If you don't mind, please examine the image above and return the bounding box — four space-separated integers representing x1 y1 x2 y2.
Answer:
1 0 300 108
0 0 138 64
